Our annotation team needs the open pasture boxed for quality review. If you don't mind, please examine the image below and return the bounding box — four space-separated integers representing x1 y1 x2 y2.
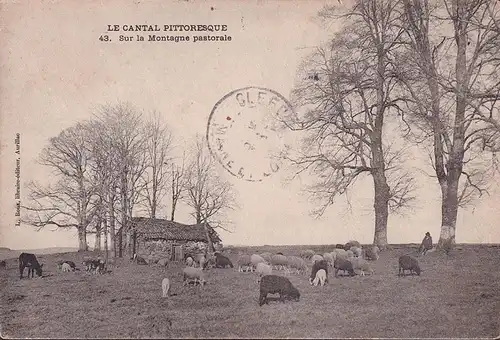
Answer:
1 245 499 338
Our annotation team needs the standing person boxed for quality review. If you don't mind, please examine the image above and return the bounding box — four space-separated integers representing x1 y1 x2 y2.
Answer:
419 232 433 255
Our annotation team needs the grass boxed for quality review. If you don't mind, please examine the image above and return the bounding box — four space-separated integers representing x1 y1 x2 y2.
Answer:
1 244 499 338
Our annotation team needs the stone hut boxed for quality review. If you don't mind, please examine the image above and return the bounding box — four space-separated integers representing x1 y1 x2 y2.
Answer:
129 217 222 262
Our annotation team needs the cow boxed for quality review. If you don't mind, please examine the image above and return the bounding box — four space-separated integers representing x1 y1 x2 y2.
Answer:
19 253 43 279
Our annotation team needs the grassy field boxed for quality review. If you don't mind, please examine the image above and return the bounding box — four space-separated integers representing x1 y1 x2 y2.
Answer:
1 244 499 338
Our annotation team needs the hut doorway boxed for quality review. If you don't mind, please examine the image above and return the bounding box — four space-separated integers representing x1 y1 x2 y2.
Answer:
172 244 184 262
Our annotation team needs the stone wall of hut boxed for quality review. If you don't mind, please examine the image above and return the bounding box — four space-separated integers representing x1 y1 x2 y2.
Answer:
136 238 210 262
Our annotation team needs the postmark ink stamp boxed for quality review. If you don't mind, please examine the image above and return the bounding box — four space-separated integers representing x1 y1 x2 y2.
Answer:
206 86 293 182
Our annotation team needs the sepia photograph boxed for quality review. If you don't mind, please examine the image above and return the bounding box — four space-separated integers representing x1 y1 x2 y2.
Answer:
1 0 499 338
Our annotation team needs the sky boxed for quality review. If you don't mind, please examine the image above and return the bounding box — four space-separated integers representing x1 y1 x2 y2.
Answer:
1 0 499 250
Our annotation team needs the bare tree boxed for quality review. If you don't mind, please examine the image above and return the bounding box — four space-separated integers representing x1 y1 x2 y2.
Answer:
22 123 95 251
142 112 174 219
170 151 187 221
184 135 238 252
94 103 149 258
284 1 413 249
398 0 500 250
86 119 121 260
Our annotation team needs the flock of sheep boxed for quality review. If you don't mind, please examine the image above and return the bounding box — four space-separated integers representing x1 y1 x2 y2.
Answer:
166 240 423 306
12 241 423 308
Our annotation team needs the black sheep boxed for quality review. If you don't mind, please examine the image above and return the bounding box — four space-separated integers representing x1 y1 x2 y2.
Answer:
335 244 345 249
259 275 300 306
334 257 356 277
215 253 234 268
310 259 329 284
0 260 6 269
398 255 421 276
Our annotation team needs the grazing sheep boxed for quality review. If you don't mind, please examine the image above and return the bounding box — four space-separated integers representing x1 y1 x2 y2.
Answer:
287 256 307 274
334 257 356 277
309 259 329 284
330 251 338 262
299 249 315 260
350 246 362 258
311 254 324 264
251 254 267 270
349 258 374 276
19 253 43 279
344 240 361 251
158 258 169 267
333 249 348 259
237 254 252 272
276 252 284 255
311 269 327 286
346 250 354 259
61 262 74 272
270 254 289 271
186 257 194 267
258 275 300 306
398 255 421 276
335 244 345 249
323 252 334 267
364 246 380 261
183 267 206 286
162 278 171 297
256 262 273 277
260 252 273 263
0 260 6 269
215 253 234 268
199 255 207 270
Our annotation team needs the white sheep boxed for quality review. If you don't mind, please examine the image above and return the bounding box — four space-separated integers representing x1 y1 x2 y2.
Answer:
346 250 354 259
323 252 334 267
183 267 206 286
198 255 206 269
237 254 252 272
270 254 289 271
61 262 73 272
186 257 194 267
311 254 324 264
287 256 307 274
333 249 348 259
250 254 267 271
311 269 327 286
259 252 273 264
330 251 338 262
162 277 171 297
255 262 272 276
351 246 362 258
350 258 374 276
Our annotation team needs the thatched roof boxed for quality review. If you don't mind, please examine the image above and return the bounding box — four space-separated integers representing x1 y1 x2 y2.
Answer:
130 217 221 243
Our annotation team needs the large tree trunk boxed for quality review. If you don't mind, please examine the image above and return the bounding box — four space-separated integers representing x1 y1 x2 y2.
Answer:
203 221 214 253
78 226 88 251
171 199 177 222
120 172 128 258
108 198 116 258
103 217 108 265
438 169 460 251
94 225 101 251
372 170 390 250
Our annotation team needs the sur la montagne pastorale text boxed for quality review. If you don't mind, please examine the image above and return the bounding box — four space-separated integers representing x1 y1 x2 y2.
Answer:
107 25 232 43
118 34 231 43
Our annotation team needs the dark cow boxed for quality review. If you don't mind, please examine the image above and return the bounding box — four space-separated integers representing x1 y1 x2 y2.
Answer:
19 253 43 279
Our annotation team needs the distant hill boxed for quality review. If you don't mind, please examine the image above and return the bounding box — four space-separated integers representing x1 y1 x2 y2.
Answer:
0 247 79 260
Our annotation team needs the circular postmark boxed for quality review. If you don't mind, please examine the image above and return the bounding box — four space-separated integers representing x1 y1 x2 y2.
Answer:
206 86 293 182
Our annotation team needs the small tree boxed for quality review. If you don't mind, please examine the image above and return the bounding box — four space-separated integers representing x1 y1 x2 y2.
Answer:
184 135 238 252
